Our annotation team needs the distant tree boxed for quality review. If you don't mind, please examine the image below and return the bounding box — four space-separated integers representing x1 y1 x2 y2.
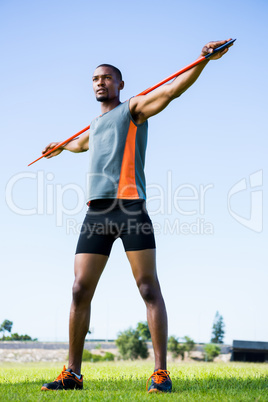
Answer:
0 320 37 341
81 350 114 362
103 352 115 361
0 333 37 341
82 350 103 362
204 343 221 362
116 328 149 360
136 321 151 341
0 320 13 337
183 336 195 356
211 311 225 344
167 336 186 360
9 333 20 341
167 336 179 358
11 333 33 341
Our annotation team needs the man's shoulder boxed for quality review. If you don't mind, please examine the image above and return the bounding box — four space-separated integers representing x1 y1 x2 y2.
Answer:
129 97 148 125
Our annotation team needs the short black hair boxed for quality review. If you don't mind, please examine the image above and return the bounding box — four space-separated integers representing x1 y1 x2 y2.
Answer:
96 64 122 81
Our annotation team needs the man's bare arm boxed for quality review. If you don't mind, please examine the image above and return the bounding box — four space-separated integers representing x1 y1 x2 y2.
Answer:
130 39 232 124
42 132 89 159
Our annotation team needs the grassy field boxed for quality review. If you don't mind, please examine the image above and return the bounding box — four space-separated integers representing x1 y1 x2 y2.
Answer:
0 361 268 401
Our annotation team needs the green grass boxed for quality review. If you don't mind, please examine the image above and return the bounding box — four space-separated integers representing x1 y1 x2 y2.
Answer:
0 361 268 401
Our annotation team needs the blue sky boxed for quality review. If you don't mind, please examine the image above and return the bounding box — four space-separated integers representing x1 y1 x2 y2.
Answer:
1 0 267 345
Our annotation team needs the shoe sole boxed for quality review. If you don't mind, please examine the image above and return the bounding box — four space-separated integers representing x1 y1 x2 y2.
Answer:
41 385 83 391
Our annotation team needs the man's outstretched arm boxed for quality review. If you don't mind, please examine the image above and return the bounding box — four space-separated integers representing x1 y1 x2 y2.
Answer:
42 131 89 159
130 39 232 124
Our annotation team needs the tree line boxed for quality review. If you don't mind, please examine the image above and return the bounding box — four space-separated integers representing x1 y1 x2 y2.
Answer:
113 311 225 362
0 320 37 341
1 311 225 363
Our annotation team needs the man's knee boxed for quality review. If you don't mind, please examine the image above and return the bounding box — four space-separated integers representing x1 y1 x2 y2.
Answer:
72 280 93 306
138 280 160 303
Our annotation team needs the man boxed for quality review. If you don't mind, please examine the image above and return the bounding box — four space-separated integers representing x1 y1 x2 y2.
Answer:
41 39 231 393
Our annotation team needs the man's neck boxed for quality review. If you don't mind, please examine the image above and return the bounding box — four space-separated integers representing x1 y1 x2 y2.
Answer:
100 99 121 115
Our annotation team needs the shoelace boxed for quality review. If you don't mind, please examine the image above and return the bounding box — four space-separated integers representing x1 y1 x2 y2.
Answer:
55 365 74 386
146 369 170 390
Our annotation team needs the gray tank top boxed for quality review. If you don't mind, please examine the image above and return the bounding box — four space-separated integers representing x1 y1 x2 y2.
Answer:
87 100 148 203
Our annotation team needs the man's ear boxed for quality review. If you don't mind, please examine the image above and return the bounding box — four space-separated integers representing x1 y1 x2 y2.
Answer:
119 80 124 91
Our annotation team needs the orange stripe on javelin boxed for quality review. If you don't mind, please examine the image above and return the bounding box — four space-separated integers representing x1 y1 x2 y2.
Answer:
117 120 139 199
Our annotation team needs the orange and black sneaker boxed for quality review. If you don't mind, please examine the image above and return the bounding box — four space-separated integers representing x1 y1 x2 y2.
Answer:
41 365 83 391
146 369 172 393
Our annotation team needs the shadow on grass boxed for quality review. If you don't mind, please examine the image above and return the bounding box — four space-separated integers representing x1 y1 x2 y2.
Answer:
190 356 204 362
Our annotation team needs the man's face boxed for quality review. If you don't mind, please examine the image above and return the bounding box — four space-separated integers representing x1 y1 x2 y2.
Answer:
92 66 124 102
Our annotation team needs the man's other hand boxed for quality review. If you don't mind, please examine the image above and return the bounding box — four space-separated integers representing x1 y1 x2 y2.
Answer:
42 142 63 159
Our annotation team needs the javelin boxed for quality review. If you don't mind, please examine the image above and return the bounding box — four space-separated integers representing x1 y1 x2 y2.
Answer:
28 39 235 166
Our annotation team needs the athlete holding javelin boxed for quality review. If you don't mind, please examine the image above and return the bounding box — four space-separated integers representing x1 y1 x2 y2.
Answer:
41 39 231 393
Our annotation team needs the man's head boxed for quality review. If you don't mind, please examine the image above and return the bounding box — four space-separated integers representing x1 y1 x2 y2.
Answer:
97 64 122 81
92 64 124 102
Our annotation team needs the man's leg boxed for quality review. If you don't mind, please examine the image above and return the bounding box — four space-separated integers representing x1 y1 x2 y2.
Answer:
68 253 108 375
126 249 167 370
41 253 108 391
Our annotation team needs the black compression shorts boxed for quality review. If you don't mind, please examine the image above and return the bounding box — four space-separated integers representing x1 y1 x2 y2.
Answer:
75 199 156 256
